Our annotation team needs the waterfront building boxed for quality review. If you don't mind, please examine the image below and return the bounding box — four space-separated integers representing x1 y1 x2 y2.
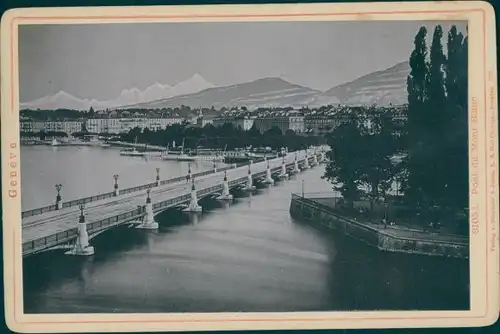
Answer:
86 118 110 133
42 120 84 134
20 117 35 133
253 115 304 134
304 114 347 136
86 116 184 134
212 116 255 131
196 116 216 128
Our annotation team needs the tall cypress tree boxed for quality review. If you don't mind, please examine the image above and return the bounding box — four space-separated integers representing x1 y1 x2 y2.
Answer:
428 25 447 127
425 25 448 207
446 26 463 112
405 26 429 208
444 26 468 211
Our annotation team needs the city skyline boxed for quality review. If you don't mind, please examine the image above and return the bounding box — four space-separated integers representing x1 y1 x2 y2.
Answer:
19 20 466 103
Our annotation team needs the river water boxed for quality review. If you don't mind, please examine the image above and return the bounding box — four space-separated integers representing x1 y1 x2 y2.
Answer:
22 146 469 313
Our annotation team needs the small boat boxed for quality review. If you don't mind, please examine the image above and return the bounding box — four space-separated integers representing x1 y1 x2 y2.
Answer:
186 145 226 161
162 152 196 161
120 137 146 156
162 138 196 161
120 148 146 157
100 143 111 148
51 138 61 146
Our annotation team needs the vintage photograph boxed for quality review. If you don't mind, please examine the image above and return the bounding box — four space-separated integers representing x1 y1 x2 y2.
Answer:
1 2 497 331
18 18 471 314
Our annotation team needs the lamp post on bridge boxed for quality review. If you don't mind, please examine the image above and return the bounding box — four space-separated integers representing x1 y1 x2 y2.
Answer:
55 184 62 210
78 202 85 223
302 179 305 197
113 174 120 196
156 168 160 186
186 163 192 183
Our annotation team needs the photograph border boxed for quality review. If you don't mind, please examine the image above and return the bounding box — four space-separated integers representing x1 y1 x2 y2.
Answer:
1 1 498 332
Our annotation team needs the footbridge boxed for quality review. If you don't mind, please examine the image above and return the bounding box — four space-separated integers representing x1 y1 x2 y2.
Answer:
22 149 325 257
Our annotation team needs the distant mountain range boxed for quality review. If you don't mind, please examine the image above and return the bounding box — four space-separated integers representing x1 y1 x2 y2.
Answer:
20 73 215 111
20 61 409 111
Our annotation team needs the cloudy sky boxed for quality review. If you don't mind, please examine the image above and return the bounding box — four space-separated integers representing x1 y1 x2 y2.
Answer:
19 20 466 102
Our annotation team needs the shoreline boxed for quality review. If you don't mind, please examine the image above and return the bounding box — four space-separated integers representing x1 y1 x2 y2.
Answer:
289 194 469 259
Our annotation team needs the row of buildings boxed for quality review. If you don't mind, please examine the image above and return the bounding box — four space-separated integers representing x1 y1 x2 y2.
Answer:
20 116 185 134
20 106 407 137
203 106 407 136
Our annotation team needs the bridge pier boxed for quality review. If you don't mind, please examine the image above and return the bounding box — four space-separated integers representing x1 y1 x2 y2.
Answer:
263 160 274 185
312 151 318 166
136 188 159 229
292 153 300 174
302 152 310 170
244 165 256 191
217 170 233 200
65 203 94 256
278 158 289 180
183 178 202 212
113 174 120 196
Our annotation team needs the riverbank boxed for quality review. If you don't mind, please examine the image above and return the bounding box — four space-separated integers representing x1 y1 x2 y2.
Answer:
289 194 469 259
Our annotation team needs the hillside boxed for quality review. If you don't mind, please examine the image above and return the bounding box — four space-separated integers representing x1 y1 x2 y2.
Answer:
325 61 409 106
123 77 329 110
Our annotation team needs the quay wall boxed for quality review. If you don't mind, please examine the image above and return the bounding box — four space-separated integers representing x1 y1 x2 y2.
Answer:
289 194 469 259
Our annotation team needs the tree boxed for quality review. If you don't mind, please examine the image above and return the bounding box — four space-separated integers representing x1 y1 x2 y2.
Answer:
81 121 89 133
357 111 400 217
404 26 429 208
403 24 469 229
424 25 448 207
323 117 364 208
443 26 468 210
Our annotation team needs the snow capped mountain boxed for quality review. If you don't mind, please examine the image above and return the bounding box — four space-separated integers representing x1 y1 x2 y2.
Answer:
20 74 215 111
19 91 100 111
141 82 172 103
168 73 215 98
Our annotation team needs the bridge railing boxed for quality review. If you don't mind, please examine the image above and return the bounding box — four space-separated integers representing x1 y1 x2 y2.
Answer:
120 182 158 196
21 163 242 219
62 191 117 209
22 227 79 256
86 207 145 236
21 204 59 218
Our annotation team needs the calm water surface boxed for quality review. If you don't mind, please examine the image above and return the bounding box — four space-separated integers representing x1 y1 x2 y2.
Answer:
22 146 469 313
21 146 213 210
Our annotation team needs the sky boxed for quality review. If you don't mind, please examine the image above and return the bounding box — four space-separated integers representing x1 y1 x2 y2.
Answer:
19 20 466 102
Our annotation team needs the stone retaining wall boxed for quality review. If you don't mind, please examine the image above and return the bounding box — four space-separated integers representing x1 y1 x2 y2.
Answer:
290 195 468 259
